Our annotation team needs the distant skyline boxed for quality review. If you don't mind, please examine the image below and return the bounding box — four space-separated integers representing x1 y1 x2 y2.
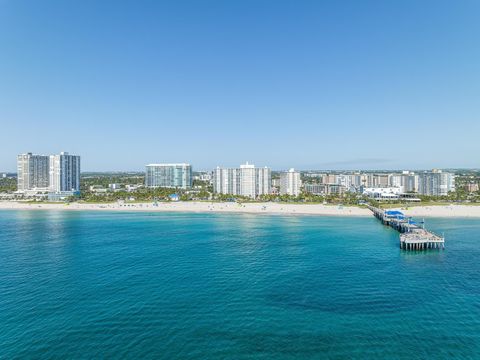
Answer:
1 0 479 171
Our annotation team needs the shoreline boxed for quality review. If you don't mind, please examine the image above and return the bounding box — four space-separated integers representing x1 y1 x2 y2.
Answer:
1 201 480 218
0 201 370 216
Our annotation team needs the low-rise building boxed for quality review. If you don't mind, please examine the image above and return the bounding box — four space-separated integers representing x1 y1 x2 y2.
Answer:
108 183 122 191
465 183 479 193
363 187 402 200
193 172 212 183
89 185 108 193
304 183 346 196
126 184 143 192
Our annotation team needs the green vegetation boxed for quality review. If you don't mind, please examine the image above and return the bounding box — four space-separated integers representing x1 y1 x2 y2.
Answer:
4 171 480 207
0 177 16 192
64 172 480 207
80 187 181 202
80 173 144 192
78 173 212 203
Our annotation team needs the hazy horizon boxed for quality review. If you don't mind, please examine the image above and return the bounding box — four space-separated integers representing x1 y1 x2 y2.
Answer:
1 1 479 171
1 156 478 174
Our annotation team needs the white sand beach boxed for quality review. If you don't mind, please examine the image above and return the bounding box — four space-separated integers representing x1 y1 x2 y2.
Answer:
0 201 370 216
390 205 480 218
1 201 480 218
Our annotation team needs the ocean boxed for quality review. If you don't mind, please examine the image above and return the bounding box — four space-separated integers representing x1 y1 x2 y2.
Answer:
1 210 479 359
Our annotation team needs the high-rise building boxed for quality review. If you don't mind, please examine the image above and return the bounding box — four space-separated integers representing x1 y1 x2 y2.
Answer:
145 163 192 189
383 171 419 193
17 152 80 194
239 162 256 198
280 168 301 196
213 162 271 198
17 153 50 192
404 173 419 193
418 169 455 196
49 152 81 192
213 167 240 195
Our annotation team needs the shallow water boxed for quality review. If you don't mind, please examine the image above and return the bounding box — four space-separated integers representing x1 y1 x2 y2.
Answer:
1 210 479 359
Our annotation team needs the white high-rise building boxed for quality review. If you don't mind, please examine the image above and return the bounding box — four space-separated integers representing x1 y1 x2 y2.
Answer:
49 152 81 193
213 167 240 195
145 164 192 189
213 162 271 198
17 153 50 192
280 168 301 196
239 162 256 198
418 169 455 196
386 171 420 193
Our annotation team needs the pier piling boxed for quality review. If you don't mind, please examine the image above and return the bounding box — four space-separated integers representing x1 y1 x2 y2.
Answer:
367 205 444 251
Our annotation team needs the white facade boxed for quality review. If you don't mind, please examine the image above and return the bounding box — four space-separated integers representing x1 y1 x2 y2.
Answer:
193 172 212 182
213 162 271 198
280 168 301 196
213 167 240 195
17 153 50 192
49 152 81 193
363 187 402 200
418 170 455 196
388 171 419 193
17 152 80 194
240 163 256 198
284 170 452 197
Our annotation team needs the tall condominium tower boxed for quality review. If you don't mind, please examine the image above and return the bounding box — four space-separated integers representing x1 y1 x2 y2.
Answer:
280 168 302 196
17 153 50 192
49 152 81 192
418 169 455 196
388 171 419 193
145 164 192 189
213 162 271 198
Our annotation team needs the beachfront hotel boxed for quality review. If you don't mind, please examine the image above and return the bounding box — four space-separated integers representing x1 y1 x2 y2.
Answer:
213 162 271 198
17 152 80 195
280 168 302 196
145 163 192 189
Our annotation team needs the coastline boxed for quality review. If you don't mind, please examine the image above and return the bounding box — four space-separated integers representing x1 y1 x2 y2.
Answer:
0 201 370 216
1 201 480 218
388 204 480 218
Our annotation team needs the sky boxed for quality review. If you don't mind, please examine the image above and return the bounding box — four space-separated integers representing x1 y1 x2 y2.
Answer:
1 0 479 171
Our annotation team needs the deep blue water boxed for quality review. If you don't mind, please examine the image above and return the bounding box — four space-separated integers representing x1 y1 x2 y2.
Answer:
1 210 480 359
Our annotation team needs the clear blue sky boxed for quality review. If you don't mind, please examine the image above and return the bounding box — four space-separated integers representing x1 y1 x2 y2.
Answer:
1 0 479 171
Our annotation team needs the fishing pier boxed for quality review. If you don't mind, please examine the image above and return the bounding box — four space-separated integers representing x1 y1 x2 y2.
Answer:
368 205 445 251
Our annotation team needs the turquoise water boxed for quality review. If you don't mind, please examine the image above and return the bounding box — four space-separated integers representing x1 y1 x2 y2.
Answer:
1 210 480 359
